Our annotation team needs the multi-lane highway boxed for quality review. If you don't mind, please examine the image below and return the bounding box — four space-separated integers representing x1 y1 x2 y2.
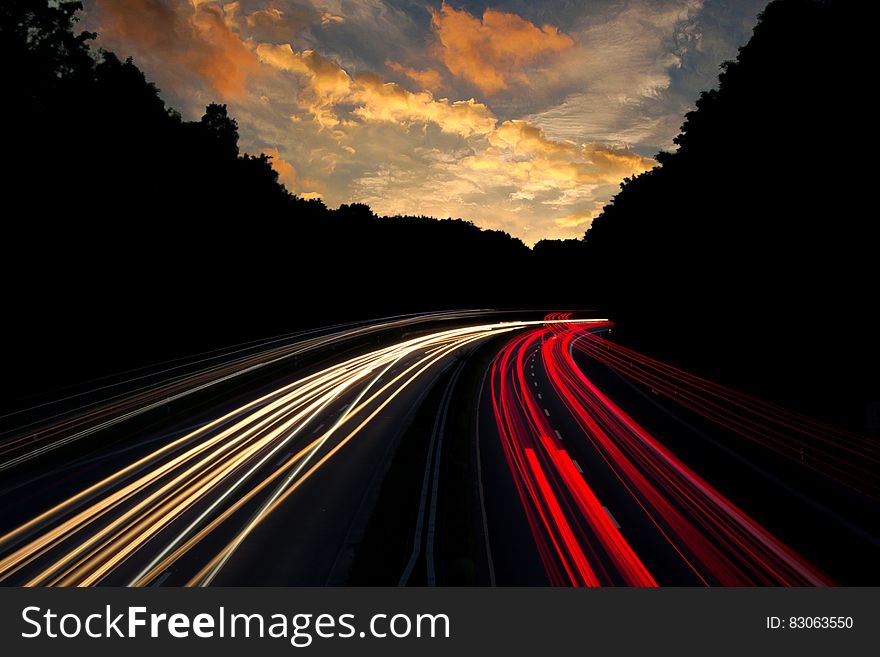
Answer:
481 316 865 585
1 312 876 586
0 313 595 585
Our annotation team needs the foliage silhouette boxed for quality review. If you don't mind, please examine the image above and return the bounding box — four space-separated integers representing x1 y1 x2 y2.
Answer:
3 0 873 435
583 0 876 430
0 1 582 405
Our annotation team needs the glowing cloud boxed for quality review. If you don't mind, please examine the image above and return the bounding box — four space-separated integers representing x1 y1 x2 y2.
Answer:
429 2 574 95
82 0 763 243
89 0 262 99
256 43 496 138
386 60 444 92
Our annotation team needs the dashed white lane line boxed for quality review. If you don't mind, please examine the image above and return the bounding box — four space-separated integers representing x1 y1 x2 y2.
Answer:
554 430 562 441
151 571 173 587
533 382 538 387
572 459 583 473
603 506 622 529
537 393 542 399
543 408 550 417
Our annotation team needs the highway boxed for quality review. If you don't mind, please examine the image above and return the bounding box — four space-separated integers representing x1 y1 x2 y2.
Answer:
0 310 499 473
478 314 879 586
0 314 602 586
1 312 876 586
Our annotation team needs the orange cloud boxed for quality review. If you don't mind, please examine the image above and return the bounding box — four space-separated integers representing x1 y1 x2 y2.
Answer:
429 2 574 94
91 0 262 99
351 73 496 137
265 146 323 196
480 120 655 186
255 44 353 130
256 43 496 138
236 3 325 43
386 60 444 92
265 147 298 189
320 12 344 26
555 210 600 229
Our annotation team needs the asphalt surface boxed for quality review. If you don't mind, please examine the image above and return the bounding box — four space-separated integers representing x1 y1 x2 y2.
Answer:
476 322 876 586
2 313 874 587
0 313 557 586
479 336 703 585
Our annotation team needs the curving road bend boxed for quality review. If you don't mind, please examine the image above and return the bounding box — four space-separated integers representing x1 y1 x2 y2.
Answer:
2 311 874 587
0 316 602 586
482 315 848 586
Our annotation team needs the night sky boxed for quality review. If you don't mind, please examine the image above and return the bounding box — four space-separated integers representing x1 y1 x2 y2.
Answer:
82 0 767 243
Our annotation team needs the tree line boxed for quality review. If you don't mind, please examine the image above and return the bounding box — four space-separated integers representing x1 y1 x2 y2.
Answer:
2 0 874 434
0 1 584 403
582 0 876 431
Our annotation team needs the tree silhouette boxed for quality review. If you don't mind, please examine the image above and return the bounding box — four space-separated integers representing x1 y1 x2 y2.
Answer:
1 0 583 408
199 104 240 159
582 0 876 431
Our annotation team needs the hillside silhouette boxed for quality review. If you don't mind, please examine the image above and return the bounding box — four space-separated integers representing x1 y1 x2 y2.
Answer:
0 1 583 404
584 0 877 431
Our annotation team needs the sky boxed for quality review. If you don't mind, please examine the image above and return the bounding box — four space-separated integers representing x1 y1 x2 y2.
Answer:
81 0 767 244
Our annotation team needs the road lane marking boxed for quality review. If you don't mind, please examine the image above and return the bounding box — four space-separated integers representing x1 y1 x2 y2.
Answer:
603 506 621 529
150 571 173 587
543 408 550 417
572 459 583 473
554 430 562 441
537 393 542 399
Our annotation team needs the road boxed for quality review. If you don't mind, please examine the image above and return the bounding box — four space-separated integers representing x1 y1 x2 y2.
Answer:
478 315 879 586
0 314 601 586
1 312 876 586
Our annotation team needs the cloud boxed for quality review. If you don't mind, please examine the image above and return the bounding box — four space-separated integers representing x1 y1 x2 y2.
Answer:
82 0 764 244
429 2 574 95
386 60 444 92
350 73 496 138
320 12 344 26
88 0 263 100
255 42 496 138
555 210 601 229
240 5 307 43
262 145 324 196
264 146 298 189
479 120 655 187
525 0 709 151
346 118 653 243
250 37 649 242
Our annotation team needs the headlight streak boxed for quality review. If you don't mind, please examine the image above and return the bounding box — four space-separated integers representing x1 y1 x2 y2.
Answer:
490 315 833 586
0 318 602 586
0 311 496 472
190 333 494 587
126 352 401 588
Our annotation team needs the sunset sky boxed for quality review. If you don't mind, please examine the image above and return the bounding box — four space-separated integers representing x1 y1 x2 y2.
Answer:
81 0 766 244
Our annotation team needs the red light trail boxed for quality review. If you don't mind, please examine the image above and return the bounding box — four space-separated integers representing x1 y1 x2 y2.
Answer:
489 314 833 586
571 329 880 500
490 315 655 586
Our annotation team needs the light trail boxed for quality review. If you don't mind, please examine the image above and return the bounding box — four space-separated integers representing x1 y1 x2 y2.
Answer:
0 310 496 472
490 315 656 587
570 330 880 500
0 318 603 586
489 316 833 586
